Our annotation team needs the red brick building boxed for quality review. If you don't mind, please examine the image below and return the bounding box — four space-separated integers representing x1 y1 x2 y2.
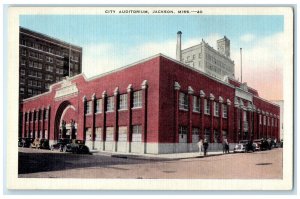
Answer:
20 54 280 154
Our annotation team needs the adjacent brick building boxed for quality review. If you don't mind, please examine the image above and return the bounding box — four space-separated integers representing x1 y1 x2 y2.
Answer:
20 54 280 154
19 27 82 101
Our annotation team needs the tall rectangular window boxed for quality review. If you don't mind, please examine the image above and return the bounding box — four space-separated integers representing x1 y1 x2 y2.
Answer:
193 96 200 112
20 69 25 76
133 90 142 108
118 126 127 142
268 117 270 126
106 127 114 141
85 101 92 114
179 92 188 110
204 99 210 115
259 115 262 125
44 109 48 120
178 126 188 143
119 94 128 110
20 87 25 94
106 96 114 112
96 99 102 113
222 104 228 118
272 118 274 126
132 125 142 142
263 116 266 125
95 127 102 141
85 128 92 141
214 102 219 117
192 127 200 143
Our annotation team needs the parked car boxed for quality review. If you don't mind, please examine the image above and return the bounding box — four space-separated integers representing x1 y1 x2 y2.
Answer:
260 139 270 151
18 137 34 148
30 138 50 149
50 139 90 154
50 138 73 152
39 139 50 149
233 140 255 153
253 139 262 151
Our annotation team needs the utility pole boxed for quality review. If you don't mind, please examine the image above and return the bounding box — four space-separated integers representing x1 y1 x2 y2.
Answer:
240 48 242 83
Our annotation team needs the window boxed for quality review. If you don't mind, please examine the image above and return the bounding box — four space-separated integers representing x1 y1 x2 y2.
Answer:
106 96 114 112
29 61 33 67
96 99 102 113
268 117 270 126
275 119 277 127
85 128 92 141
35 111 38 121
214 102 219 117
21 59 26 66
204 99 210 115
272 118 274 126
44 109 48 120
45 83 50 89
20 69 25 76
44 130 48 139
259 115 262 125
214 130 220 143
20 78 25 85
56 68 60 74
119 94 127 110
132 125 142 142
20 87 25 94
106 127 114 141
263 116 266 125
39 54 43 60
179 126 188 143
243 111 247 122
222 104 228 118
21 49 27 56
204 129 210 141
118 126 127 142
85 101 92 114
192 128 200 143
56 76 60 82
95 127 102 141
133 90 142 108
46 65 53 72
193 96 200 112
28 89 33 96
37 72 42 79
46 56 53 63
179 92 188 110
45 74 53 81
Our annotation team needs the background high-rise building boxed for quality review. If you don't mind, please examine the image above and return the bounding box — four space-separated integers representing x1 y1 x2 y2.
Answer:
19 27 82 100
176 32 235 80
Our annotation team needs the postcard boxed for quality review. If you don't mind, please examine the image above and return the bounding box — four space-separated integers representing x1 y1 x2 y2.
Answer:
6 6 293 190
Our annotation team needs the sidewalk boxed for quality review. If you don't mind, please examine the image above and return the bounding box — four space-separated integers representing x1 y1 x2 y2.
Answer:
90 150 228 160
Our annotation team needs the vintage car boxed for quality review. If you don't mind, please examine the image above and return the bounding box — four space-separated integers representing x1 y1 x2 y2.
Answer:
233 140 255 153
18 137 34 148
253 139 262 151
30 138 50 149
50 138 72 152
50 139 90 154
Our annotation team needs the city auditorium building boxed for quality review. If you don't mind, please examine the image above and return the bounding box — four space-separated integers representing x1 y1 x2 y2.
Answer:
20 54 280 154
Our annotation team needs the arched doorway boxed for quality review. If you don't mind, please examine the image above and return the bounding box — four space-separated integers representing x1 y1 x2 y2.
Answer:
54 101 78 141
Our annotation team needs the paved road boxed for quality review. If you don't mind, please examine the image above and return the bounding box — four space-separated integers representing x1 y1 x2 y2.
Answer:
18 148 282 179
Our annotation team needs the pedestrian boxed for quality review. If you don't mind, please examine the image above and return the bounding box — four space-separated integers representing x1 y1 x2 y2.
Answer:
203 139 209 156
198 139 203 155
225 140 230 154
222 139 227 154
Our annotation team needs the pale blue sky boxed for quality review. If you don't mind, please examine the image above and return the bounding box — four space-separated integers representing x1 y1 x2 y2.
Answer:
20 15 283 48
20 15 285 100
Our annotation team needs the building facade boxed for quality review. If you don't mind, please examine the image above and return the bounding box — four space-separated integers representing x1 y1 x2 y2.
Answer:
20 54 280 154
176 32 235 80
19 27 82 101
271 100 284 141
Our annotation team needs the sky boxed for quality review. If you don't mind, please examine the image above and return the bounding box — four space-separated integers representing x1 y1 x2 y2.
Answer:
20 15 284 100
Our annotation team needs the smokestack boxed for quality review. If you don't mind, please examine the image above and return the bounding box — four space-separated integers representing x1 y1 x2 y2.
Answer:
176 31 182 61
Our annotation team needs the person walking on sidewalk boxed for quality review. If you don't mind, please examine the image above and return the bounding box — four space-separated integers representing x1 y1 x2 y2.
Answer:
198 139 203 155
203 139 209 156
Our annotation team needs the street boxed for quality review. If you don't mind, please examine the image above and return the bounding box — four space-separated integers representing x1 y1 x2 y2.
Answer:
18 148 283 179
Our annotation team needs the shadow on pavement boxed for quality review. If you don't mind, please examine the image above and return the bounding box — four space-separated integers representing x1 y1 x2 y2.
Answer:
18 150 162 175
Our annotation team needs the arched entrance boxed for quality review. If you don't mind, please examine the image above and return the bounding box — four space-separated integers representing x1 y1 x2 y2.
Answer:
54 101 78 141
